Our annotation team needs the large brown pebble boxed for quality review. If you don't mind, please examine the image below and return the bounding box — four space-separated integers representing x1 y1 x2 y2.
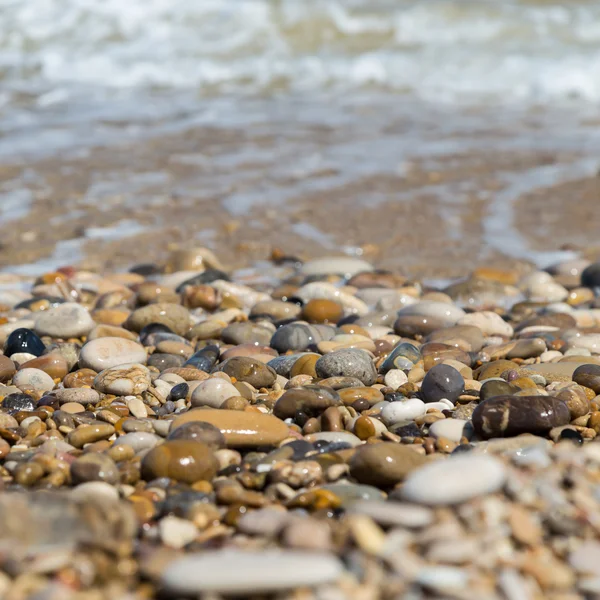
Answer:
213 356 276 388
64 369 97 388
554 385 591 419
141 440 218 484
19 353 68 380
339 387 384 407
290 354 319 378
472 395 570 439
71 453 119 484
349 442 427 487
67 423 116 448
573 364 600 394
301 299 344 324
170 409 289 448
167 421 226 450
0 355 16 383
475 360 519 381
274 385 342 419
125 303 191 336
13 462 44 487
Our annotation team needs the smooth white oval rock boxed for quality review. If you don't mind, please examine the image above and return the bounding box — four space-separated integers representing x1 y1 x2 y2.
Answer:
34 302 95 338
401 455 507 505
397 301 465 327
161 550 343 594
350 501 433 528
13 368 55 393
301 257 373 278
457 311 513 337
190 378 240 408
79 337 147 371
113 431 161 454
384 369 408 390
71 481 120 502
381 399 426 426
428 419 471 442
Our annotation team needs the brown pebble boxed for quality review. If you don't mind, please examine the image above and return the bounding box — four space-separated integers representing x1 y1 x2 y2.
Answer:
13 462 44 486
64 369 97 388
301 299 344 324
67 423 115 449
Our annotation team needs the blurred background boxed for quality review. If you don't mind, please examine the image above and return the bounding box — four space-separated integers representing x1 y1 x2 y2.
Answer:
0 0 599 278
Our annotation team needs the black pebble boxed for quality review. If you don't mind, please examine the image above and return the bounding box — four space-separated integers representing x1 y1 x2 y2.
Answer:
168 383 189 402
4 328 46 357
2 393 36 412
559 429 583 445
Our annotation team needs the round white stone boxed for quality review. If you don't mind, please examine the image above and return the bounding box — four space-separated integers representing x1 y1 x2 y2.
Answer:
401 455 507 505
457 311 514 338
13 368 55 393
384 369 408 390
381 398 426 426
35 303 95 338
190 378 240 408
79 337 147 371
428 419 471 442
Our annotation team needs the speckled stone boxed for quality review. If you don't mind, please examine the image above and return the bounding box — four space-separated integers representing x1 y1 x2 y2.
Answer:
125 303 191 336
421 364 464 404
350 442 428 487
472 395 570 438
93 363 151 396
141 440 218 484
315 348 376 385
79 337 147 372
34 303 95 338
213 356 276 388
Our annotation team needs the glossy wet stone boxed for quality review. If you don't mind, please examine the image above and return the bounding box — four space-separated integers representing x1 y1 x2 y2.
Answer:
480 380 520 401
270 323 321 353
349 442 427 487
213 356 276 388
184 345 220 372
79 337 147 371
274 385 342 419
93 363 151 396
167 421 226 449
34 303 95 338
4 328 46 357
2 393 36 412
472 395 571 439
421 364 464 404
141 440 219 484
573 363 600 393
190 378 240 408
125 303 191 336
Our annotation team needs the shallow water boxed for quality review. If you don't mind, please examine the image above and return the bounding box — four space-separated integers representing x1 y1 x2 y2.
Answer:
1 0 600 273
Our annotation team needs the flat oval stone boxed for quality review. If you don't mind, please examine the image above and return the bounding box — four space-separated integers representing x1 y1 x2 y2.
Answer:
141 440 218 484
161 549 343 595
251 300 302 321
305 431 362 447
315 348 376 385
34 303 95 338
301 257 374 278
171 409 289 448
573 364 600 393
401 455 506 505
79 337 147 372
267 354 309 377
93 363 151 396
167 421 226 450
349 442 427 487
350 500 434 528
270 323 321 353
125 303 191 336
19 353 68 379
221 322 273 346
190 378 240 408
70 453 119 484
381 398 426 426
4 328 46 357
213 356 276 388
397 301 465 327
13 367 55 393
67 423 115 448
421 364 464 404
480 380 519 401
472 395 570 439
113 431 162 454
274 385 342 419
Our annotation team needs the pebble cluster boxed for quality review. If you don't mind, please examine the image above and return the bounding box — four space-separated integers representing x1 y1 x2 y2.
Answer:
2 248 600 598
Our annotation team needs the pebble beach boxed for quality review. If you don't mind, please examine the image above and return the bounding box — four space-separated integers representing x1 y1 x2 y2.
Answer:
2 249 600 598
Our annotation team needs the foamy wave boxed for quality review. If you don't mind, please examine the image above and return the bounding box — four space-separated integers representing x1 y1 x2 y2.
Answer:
2 0 600 103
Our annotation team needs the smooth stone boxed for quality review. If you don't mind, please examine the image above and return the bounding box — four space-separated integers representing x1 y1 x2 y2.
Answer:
581 262 600 288
175 268 230 291
70 453 119 485
573 363 600 393
475 360 519 380
274 385 342 419
305 431 362 447
190 378 240 408
381 399 426 426
480 380 519 401
302 299 344 324
237 508 290 537
2 393 35 412
141 440 218 484
34 303 95 338
569 541 600 576
319 483 385 505
125 303 191 336
296 282 368 315
315 348 376 385
184 345 220 372
161 550 343 594
397 301 465 327
350 442 428 487
19 353 68 379
401 454 507 505
251 300 302 321
43 341 80 371
87 324 139 341
457 311 514 337
379 342 420 374
350 501 434 528
12 368 55 393
472 395 570 439
213 356 276 388
71 481 120 502
114 431 162 454
383 369 408 389
426 325 485 352
61 401 85 413
270 323 321 353
0 355 16 383
301 257 373 278
421 364 464 404
67 423 115 448
93 363 151 396
221 322 273 346
429 419 471 442
167 421 226 450
4 328 46 357
338 386 384 407
171 409 289 448
267 354 310 378
148 353 185 371
79 337 147 372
